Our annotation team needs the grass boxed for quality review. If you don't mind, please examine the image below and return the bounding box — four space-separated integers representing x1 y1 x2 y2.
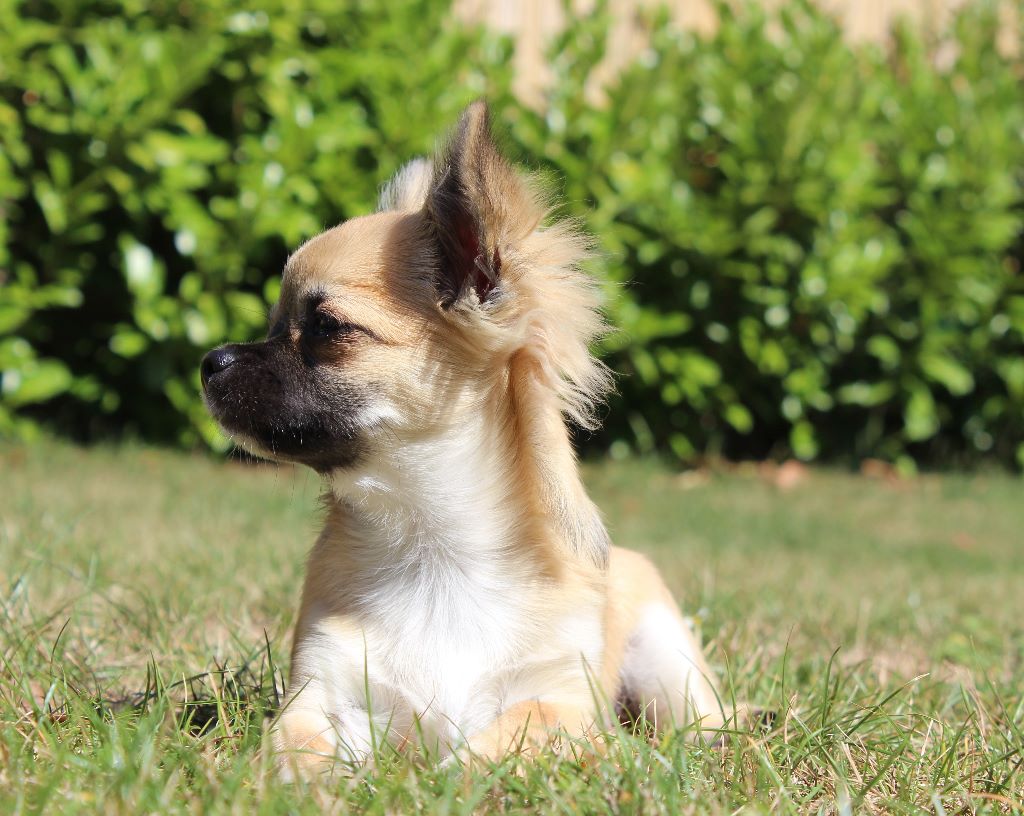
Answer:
1 439 1022 814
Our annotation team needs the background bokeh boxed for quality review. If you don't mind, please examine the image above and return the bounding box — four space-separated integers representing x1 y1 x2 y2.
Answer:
2 0 1022 470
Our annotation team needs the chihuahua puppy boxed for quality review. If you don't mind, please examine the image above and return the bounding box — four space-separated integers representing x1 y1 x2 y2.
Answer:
201 101 725 775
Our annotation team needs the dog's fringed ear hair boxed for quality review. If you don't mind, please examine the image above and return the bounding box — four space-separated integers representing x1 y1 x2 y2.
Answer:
378 158 433 212
424 101 529 307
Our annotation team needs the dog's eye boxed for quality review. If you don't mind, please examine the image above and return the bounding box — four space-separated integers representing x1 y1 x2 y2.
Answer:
306 312 357 340
307 312 340 338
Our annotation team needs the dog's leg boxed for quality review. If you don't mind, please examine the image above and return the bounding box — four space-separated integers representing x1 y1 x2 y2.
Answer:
459 700 593 762
275 607 408 779
274 702 380 780
274 708 341 781
605 546 727 738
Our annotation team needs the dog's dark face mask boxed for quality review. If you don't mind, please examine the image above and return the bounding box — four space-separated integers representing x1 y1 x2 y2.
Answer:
200 323 368 472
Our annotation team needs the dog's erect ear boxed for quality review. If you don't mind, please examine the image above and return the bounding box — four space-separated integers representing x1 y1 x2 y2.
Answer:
424 101 530 307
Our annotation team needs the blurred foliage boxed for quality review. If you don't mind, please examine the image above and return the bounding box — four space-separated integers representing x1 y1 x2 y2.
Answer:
1 0 1023 467
510 0 1024 469
0 0 512 447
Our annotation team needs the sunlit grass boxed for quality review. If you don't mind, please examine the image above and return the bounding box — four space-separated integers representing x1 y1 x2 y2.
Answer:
1 440 1021 813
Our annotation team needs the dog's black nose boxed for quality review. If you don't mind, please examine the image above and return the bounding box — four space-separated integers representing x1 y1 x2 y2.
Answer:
201 347 237 387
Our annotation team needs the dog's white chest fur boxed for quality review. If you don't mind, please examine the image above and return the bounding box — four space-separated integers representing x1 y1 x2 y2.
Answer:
304 560 524 747
298 551 602 756
289 430 604 758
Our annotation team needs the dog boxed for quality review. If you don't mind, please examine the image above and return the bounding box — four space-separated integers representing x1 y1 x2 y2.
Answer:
201 101 726 775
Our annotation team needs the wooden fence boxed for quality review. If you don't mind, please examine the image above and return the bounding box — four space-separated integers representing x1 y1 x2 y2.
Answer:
455 0 1012 106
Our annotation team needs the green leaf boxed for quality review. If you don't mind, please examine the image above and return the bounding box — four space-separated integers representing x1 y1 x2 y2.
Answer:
669 432 695 461
121 239 164 302
724 403 753 434
920 353 974 396
865 335 900 369
109 329 149 358
3 359 73 406
904 387 939 442
679 352 721 387
836 381 895 407
0 304 30 333
790 420 819 460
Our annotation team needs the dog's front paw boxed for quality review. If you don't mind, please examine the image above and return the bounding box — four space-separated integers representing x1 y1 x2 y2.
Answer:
276 747 334 783
274 710 348 782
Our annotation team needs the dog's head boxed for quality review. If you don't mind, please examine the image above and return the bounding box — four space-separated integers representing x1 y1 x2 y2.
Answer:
201 101 609 472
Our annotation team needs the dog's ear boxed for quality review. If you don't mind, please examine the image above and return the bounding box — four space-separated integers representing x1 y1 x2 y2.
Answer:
423 101 530 307
378 158 433 212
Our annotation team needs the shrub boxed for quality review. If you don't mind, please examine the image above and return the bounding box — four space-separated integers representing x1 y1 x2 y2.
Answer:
2 0 1022 468
0 0 511 447
508 0 1024 468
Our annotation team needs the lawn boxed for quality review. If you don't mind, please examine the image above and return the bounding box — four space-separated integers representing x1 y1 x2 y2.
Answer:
1 440 1021 813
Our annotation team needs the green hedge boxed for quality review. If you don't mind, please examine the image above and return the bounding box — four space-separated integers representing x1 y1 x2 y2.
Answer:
507 1 1024 468
0 0 513 447
2 0 1023 468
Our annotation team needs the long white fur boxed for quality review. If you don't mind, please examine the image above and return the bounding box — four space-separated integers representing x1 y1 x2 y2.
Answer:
377 158 434 213
279 412 604 763
618 604 722 727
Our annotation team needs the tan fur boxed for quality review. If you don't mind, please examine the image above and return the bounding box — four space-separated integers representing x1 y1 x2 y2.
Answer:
204 102 727 777
601 548 725 729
